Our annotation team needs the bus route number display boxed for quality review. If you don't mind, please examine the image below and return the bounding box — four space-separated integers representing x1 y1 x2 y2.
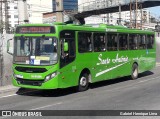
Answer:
16 26 55 33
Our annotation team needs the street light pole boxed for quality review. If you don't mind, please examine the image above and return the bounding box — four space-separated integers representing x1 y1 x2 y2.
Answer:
56 0 63 22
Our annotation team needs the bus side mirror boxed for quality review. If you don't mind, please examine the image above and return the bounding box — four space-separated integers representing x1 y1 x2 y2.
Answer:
64 42 68 52
7 39 13 55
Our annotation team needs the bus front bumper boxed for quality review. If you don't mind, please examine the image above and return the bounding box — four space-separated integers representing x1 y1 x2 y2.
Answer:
12 77 59 90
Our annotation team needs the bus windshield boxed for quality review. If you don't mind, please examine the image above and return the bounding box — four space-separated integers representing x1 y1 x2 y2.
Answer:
14 36 58 65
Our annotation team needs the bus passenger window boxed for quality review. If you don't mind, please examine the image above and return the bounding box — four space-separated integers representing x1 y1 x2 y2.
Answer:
78 32 92 53
118 34 128 50
93 33 106 52
129 34 138 50
146 35 154 49
107 34 118 51
138 35 146 50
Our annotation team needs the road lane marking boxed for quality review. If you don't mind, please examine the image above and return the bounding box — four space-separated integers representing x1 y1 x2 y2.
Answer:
30 102 62 110
0 90 38 99
0 94 17 99
29 96 88 110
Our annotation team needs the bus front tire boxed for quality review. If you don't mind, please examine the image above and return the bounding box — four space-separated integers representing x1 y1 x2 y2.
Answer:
77 73 89 92
131 63 138 80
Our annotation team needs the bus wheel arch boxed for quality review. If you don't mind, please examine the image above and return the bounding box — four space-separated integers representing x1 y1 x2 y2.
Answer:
77 68 91 92
131 62 139 80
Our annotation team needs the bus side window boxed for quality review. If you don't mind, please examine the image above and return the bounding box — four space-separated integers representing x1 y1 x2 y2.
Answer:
78 32 92 53
107 33 118 51
138 35 146 50
129 34 138 50
146 35 154 49
93 33 105 52
118 34 128 50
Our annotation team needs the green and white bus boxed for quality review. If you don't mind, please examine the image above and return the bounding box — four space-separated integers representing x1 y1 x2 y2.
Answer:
7 23 156 91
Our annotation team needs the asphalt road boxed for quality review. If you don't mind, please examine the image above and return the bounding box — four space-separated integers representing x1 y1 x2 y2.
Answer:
0 65 160 119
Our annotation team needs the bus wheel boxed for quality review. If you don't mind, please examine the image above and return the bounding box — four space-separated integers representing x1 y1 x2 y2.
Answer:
131 63 138 80
78 73 89 92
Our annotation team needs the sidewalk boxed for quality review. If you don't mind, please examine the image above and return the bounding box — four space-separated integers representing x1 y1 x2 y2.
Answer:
0 85 19 96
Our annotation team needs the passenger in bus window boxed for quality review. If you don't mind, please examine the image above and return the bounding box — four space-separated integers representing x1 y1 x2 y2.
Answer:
100 36 105 51
88 37 92 51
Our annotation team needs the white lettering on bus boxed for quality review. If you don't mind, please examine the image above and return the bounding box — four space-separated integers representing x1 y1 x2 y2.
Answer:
97 54 110 65
112 54 128 63
97 54 128 65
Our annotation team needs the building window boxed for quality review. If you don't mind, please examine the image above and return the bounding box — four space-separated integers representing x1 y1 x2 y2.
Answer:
14 6 17 9
14 15 18 18
7 15 11 18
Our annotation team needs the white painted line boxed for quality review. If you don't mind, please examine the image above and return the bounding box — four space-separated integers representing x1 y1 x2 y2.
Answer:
156 62 160 66
30 102 62 110
156 64 160 67
0 90 38 99
0 94 17 99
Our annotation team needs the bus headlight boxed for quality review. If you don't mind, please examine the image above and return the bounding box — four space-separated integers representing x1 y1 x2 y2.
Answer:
13 74 23 79
45 75 50 81
45 72 57 82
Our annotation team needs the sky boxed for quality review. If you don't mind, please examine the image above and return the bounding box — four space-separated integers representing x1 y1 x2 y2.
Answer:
148 6 160 18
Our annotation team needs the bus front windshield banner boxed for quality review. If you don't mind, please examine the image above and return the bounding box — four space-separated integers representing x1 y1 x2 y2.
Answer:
14 37 58 65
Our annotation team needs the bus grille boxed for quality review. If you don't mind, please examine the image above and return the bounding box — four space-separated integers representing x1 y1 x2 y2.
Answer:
15 66 47 73
16 78 44 86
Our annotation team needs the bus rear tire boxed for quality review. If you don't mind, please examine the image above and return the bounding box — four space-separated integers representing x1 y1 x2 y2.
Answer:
131 63 138 80
77 73 89 92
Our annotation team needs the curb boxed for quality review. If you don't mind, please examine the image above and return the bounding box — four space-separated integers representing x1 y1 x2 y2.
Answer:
156 62 160 67
0 85 19 96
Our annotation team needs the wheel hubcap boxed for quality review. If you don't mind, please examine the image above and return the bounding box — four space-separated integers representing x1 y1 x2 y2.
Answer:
133 68 138 77
80 77 87 86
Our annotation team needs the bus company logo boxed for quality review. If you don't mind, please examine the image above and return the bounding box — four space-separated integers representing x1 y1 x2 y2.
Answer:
2 111 11 117
97 53 128 65
96 54 129 77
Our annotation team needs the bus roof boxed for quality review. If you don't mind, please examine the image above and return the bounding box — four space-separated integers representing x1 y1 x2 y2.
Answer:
16 22 154 34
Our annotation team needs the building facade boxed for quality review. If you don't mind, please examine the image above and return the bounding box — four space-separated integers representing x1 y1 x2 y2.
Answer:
43 0 78 23
7 0 18 30
52 0 78 12
27 0 52 23
6 0 53 28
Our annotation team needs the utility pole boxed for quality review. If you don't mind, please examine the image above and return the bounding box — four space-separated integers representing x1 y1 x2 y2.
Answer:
118 3 122 25
0 1 2 33
56 0 63 22
130 0 143 29
18 0 29 24
0 0 9 86
0 0 9 32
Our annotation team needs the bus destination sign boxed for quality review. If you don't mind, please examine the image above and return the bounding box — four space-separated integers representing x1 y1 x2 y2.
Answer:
16 26 55 34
